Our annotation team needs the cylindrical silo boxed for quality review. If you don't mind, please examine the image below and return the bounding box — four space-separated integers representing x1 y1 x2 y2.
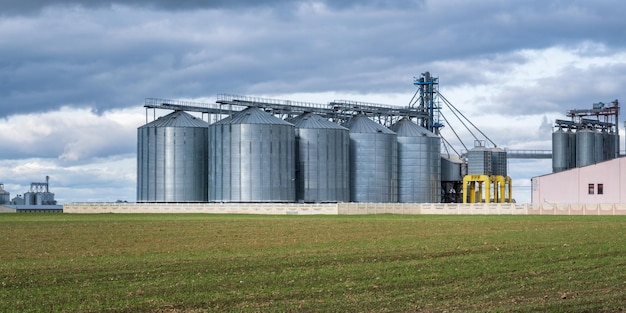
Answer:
390 118 440 203
137 110 209 202
0 184 9 205
467 144 491 175
490 147 507 176
568 129 577 169
343 115 397 203
209 107 295 202
441 155 463 203
289 113 350 203
552 128 569 172
576 128 595 167
603 129 615 161
594 129 604 164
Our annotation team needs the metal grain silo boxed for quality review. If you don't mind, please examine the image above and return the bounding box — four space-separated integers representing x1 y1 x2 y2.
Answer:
343 115 397 203
594 129 605 164
289 113 350 202
490 147 507 176
467 144 491 175
552 127 576 173
604 130 617 160
568 129 577 168
137 110 209 202
390 118 440 203
209 107 295 202
576 128 595 167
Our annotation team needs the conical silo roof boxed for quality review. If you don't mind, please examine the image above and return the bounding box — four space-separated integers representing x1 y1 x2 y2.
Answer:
288 112 348 130
343 115 395 134
213 107 293 125
390 117 438 137
139 110 209 128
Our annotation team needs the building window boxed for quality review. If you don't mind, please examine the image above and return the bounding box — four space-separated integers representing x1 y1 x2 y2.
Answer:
588 184 594 195
597 184 604 195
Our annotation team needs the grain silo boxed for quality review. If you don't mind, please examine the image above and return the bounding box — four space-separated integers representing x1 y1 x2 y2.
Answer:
390 117 440 203
137 110 209 202
576 128 595 167
490 147 507 177
289 113 350 203
552 127 569 173
0 183 9 205
208 107 295 202
594 129 605 164
467 143 491 175
343 115 397 203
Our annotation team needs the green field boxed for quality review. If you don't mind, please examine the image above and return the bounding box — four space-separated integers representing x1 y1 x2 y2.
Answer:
1 214 625 312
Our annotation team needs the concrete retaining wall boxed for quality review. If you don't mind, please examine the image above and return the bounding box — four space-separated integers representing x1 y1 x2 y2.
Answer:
63 202 626 215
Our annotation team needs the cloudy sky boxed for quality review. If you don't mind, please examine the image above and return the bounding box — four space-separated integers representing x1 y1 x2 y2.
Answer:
1 0 625 203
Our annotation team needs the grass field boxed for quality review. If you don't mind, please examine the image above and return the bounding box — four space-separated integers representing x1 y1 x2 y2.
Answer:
1 213 625 312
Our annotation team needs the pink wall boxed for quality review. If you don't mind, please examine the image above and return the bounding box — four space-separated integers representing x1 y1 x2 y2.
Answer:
532 157 626 204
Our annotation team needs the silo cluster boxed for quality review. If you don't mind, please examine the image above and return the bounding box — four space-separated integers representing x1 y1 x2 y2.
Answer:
137 109 442 203
552 125 618 173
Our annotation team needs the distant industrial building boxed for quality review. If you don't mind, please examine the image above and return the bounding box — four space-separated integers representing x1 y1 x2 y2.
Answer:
1 176 62 213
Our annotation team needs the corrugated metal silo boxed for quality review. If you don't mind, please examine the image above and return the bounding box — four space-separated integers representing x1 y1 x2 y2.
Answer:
343 115 397 203
289 113 350 202
490 147 507 176
390 118 440 203
568 129 577 168
552 128 569 172
137 110 209 202
594 129 604 164
576 128 595 167
441 156 462 182
208 107 295 202
603 130 615 161
467 144 491 175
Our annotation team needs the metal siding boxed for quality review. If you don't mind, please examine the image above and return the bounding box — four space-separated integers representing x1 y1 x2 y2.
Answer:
346 116 397 203
137 111 208 202
552 129 569 172
467 148 491 175
293 114 350 202
391 119 441 203
576 129 595 167
490 148 507 176
295 127 350 202
594 131 605 164
208 108 295 202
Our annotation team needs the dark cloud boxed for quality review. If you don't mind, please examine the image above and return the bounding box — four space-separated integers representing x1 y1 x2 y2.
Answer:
2 1 626 117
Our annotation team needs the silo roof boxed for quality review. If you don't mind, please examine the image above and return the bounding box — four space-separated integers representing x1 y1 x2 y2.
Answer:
390 118 437 138
139 110 209 128
213 107 293 126
288 112 348 130
342 115 395 134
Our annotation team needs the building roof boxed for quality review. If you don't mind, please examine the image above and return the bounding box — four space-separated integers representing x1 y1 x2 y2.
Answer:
287 112 347 130
342 114 395 134
140 110 209 128
390 117 437 137
212 107 293 126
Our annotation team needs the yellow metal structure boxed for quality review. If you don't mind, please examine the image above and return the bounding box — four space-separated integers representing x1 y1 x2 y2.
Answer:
462 175 512 203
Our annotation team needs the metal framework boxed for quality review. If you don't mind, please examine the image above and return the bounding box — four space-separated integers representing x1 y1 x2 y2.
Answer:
412 71 443 133
145 94 428 127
